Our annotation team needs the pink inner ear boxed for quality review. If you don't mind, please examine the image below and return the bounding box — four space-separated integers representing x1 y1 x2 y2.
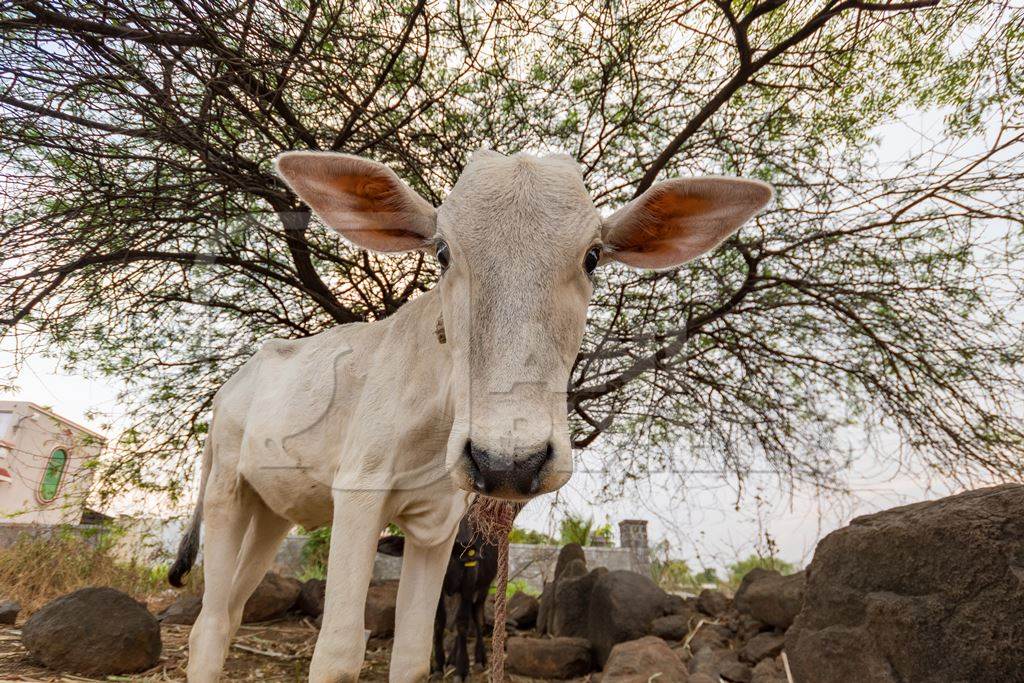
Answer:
604 176 772 269
611 242 691 270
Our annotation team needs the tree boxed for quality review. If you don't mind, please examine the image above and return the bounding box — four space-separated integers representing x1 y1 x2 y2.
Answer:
1 0 1022 503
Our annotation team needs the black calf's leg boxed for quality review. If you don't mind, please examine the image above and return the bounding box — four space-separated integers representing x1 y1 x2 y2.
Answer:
453 597 472 681
473 597 487 667
432 596 447 675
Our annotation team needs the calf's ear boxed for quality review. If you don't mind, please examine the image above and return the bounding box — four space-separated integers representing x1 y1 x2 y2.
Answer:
275 151 436 253
602 177 772 270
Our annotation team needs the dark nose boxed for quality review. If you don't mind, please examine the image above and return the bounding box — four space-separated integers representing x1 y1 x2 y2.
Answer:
462 441 554 497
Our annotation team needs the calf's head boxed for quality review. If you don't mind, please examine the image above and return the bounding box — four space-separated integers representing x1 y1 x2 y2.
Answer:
276 150 771 501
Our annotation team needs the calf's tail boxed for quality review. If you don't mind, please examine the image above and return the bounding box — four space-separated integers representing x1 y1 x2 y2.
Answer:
168 436 213 588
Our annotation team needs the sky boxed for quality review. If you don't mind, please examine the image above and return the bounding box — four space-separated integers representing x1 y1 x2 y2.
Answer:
0 106 1011 574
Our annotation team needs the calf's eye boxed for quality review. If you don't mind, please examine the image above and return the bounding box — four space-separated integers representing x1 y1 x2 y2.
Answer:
436 240 451 272
584 246 602 275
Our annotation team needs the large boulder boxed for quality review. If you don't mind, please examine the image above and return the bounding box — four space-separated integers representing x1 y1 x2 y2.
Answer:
733 568 804 629
22 587 161 675
551 565 605 638
364 580 399 637
538 546 588 635
554 543 586 578
296 578 326 618
787 484 1024 683
506 636 593 678
507 591 540 629
603 636 688 683
241 572 302 623
157 594 202 625
586 570 671 667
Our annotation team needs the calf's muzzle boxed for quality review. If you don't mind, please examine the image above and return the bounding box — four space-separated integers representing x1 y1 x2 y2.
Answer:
461 440 554 497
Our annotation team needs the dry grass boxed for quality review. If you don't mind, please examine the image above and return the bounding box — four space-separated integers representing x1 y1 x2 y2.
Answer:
0 532 190 614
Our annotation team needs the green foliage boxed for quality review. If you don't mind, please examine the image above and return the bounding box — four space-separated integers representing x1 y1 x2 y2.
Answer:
300 526 331 581
509 526 557 545
559 515 596 546
489 577 539 598
727 555 796 589
651 556 722 593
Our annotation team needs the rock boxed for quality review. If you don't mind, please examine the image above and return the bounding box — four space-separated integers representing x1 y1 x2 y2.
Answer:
364 580 399 637
296 578 326 618
696 588 729 617
539 550 589 635
507 591 539 629
786 484 1024 683
688 675 718 683
22 587 160 675
720 659 752 683
739 632 785 664
602 636 688 683
241 572 301 623
0 600 20 625
506 636 593 678
551 565 604 638
157 594 202 625
555 543 587 579
734 614 769 644
586 570 671 668
536 581 554 634
733 568 805 630
662 593 696 616
686 622 731 652
751 657 788 683
649 613 692 641
688 646 740 678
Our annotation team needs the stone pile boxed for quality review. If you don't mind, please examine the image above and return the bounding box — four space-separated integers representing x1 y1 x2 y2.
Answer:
507 543 801 682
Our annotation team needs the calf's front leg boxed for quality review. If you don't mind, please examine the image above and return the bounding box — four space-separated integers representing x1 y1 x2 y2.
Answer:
309 492 386 683
389 534 457 683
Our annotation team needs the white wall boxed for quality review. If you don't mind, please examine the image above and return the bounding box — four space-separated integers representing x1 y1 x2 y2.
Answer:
0 401 103 525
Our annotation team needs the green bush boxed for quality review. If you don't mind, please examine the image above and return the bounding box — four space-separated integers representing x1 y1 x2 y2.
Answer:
508 526 556 545
299 526 331 580
726 554 795 588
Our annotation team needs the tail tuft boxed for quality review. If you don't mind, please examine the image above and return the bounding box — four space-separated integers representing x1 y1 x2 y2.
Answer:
168 514 201 587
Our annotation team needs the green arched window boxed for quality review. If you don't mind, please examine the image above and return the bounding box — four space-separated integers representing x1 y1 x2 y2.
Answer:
38 448 68 503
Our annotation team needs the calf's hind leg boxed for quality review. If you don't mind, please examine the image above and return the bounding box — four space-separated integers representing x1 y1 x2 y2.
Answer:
226 498 294 631
186 466 254 683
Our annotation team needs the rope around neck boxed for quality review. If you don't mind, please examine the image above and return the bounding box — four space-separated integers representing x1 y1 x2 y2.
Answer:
467 496 523 683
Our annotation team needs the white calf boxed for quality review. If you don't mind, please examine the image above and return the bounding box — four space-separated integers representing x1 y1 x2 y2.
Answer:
170 149 771 682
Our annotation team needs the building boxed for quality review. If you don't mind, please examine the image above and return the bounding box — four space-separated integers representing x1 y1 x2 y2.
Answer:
0 401 105 525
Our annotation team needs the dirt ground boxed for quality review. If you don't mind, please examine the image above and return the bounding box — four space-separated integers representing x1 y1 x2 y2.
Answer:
0 618 478 682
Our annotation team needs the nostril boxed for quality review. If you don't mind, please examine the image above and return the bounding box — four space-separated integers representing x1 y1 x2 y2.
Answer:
525 443 555 495
462 440 488 493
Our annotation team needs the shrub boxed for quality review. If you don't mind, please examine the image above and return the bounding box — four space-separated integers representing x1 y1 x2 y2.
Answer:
299 526 331 580
726 554 795 588
508 527 556 545
0 528 172 613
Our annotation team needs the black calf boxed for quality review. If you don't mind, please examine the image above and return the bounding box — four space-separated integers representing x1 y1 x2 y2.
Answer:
377 518 498 681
